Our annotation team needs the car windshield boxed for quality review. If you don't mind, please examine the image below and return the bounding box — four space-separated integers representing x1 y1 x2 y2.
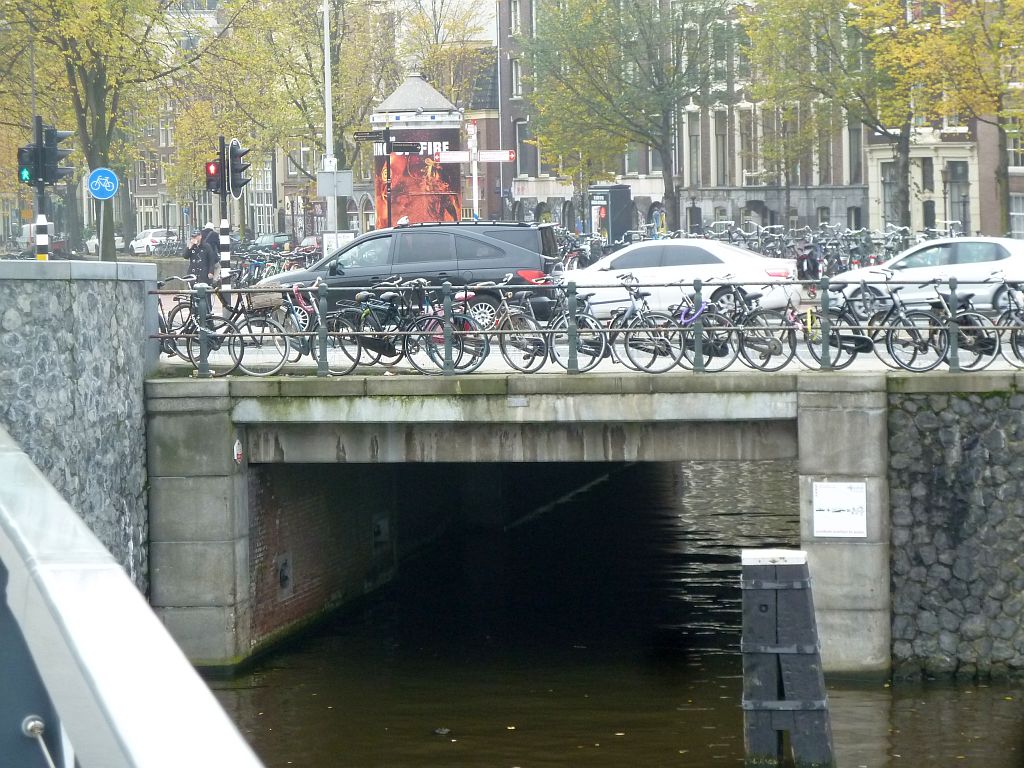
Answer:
255 234 274 246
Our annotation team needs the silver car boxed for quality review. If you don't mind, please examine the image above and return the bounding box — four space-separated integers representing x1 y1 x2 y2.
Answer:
838 237 1024 318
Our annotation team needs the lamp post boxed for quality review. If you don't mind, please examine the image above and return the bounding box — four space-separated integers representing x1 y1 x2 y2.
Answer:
940 165 950 232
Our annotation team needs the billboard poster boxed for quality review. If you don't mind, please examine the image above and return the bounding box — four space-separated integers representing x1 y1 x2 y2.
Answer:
373 128 462 229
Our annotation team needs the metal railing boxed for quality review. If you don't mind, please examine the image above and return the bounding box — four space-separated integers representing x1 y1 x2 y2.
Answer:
151 275 1024 377
0 426 263 767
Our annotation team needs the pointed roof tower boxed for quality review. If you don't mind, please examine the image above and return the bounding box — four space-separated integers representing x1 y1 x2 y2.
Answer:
372 73 463 130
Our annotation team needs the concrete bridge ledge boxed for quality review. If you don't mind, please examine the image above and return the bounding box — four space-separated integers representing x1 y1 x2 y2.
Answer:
796 372 888 392
147 379 230 398
887 372 1019 393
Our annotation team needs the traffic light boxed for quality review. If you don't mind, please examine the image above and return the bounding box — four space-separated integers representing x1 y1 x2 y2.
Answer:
42 125 74 184
205 159 223 194
227 138 250 199
17 144 41 185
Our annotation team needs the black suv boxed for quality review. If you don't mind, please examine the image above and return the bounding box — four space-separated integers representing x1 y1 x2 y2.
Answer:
259 221 559 325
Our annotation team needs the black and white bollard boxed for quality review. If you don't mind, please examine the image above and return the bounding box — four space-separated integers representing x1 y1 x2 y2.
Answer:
741 549 834 768
34 215 49 261
219 217 231 288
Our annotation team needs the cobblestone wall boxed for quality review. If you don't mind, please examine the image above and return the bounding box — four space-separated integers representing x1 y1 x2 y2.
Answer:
889 391 1024 679
0 262 156 590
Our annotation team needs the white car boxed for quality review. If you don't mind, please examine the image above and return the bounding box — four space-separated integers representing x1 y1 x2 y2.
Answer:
85 232 125 255
128 228 175 255
837 237 1024 318
558 239 799 317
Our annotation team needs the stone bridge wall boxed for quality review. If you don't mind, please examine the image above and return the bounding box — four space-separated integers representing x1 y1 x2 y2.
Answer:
888 378 1024 679
0 261 157 589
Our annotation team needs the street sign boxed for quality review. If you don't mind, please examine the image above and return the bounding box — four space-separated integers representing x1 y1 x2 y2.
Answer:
477 149 516 163
87 167 119 200
433 150 471 163
317 169 354 197
390 141 422 153
354 130 384 142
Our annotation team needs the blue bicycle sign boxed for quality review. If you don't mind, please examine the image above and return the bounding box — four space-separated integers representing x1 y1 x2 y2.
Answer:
88 168 119 200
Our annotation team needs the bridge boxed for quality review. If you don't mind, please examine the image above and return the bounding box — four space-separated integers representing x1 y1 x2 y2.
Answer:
147 371 893 674
3 260 1024 716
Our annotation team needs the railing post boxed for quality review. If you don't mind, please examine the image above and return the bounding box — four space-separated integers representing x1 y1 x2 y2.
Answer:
693 279 705 373
947 277 960 372
566 281 579 374
196 284 211 379
316 283 329 377
442 281 455 375
818 277 832 371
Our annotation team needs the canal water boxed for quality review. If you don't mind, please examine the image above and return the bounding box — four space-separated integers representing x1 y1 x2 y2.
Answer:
209 461 1024 767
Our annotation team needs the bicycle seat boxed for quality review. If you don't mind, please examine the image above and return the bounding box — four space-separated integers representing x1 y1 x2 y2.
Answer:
379 291 400 302
354 290 372 302
745 292 763 303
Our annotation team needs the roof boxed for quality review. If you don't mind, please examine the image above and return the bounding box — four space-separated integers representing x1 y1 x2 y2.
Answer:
376 73 458 113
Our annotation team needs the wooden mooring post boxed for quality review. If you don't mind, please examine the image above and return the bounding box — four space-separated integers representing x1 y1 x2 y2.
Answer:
741 549 834 768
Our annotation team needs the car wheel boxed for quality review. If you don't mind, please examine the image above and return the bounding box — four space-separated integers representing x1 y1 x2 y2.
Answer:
711 286 746 313
991 287 1009 313
467 294 500 329
128 246 136 256
849 286 883 321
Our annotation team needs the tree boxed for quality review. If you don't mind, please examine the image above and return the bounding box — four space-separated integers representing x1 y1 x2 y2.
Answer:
911 0 1024 234
753 101 824 226
525 0 728 232
0 0 242 259
399 0 490 108
743 0 925 228
185 0 401 227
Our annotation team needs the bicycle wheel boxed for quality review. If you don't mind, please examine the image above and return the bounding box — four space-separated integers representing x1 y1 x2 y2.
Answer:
738 309 796 371
679 310 738 372
235 315 288 376
866 310 902 370
165 302 195 362
358 313 402 367
949 311 1000 371
885 311 947 372
802 308 860 371
549 313 606 373
498 313 547 373
995 311 1024 369
274 305 309 363
310 315 361 375
449 312 490 373
1008 327 1024 368
623 312 684 373
186 316 243 376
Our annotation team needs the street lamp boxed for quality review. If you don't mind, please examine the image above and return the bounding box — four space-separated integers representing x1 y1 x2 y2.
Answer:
940 165 950 231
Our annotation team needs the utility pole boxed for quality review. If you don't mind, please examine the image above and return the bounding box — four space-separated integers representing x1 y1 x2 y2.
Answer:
322 0 337 232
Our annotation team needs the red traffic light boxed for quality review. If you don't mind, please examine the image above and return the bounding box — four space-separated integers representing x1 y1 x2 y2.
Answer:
206 161 220 177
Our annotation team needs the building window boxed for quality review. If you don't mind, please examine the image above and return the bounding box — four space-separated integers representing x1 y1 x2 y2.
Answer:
921 157 934 192
714 111 728 186
882 162 899 226
848 123 862 184
510 58 522 97
688 112 700 187
624 143 642 175
817 108 832 185
739 108 755 185
1008 119 1024 167
649 146 663 175
514 119 533 177
510 0 521 34
817 206 830 224
1010 194 1024 238
947 160 970 234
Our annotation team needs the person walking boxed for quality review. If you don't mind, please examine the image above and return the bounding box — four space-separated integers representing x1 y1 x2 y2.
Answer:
184 229 218 285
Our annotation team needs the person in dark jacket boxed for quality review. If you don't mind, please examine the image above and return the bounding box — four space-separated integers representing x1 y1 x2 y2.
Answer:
183 229 218 284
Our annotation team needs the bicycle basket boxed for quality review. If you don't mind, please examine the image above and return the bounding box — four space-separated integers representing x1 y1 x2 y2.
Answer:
245 290 283 313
